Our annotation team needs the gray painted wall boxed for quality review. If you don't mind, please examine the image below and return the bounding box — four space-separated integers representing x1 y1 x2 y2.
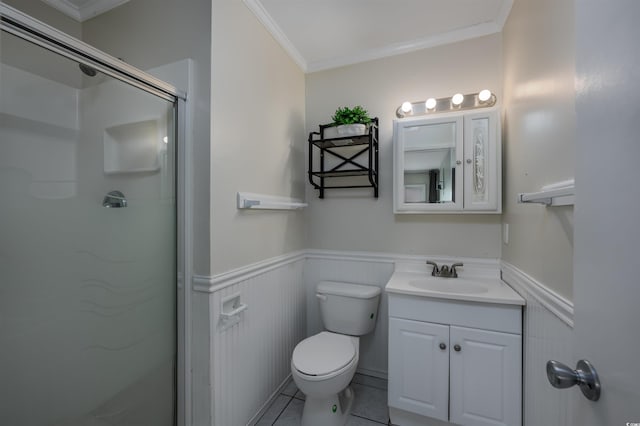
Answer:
305 35 504 260
502 0 575 299
210 0 307 274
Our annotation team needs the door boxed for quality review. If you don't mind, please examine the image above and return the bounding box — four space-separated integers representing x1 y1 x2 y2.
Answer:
388 318 450 421
0 14 177 426
571 1 640 424
449 326 521 426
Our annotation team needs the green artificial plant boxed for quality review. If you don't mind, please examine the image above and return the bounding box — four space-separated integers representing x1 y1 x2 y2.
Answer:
331 105 372 126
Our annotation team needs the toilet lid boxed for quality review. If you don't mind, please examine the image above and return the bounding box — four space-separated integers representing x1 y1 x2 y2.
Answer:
292 332 356 376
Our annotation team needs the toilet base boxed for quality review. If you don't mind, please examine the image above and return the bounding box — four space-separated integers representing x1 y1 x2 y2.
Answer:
301 386 355 426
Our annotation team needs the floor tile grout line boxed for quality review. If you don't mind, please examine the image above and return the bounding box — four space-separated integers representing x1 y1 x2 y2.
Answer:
350 413 389 425
270 395 294 426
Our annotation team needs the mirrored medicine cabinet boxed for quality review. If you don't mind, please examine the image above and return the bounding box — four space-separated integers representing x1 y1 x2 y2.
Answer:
393 108 501 213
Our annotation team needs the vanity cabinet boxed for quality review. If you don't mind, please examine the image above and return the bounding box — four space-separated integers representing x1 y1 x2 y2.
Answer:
393 109 501 213
387 294 522 426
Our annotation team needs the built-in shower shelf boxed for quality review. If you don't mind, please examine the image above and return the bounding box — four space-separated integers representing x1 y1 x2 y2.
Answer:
103 120 162 174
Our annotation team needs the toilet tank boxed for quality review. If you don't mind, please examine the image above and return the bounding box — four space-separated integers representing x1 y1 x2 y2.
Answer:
316 281 381 336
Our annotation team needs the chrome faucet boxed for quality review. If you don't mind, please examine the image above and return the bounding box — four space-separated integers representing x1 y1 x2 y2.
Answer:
426 261 463 278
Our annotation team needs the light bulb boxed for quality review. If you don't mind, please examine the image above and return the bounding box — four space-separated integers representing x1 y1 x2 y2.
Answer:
478 89 492 102
451 93 464 106
163 136 169 144
401 101 413 113
425 98 437 110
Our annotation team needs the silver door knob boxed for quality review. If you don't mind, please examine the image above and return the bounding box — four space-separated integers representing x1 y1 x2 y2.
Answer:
466 159 472 164
439 343 447 350
454 344 461 352
546 360 601 401
456 160 462 165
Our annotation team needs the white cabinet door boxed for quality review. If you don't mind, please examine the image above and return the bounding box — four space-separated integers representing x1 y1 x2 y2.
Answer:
449 326 521 426
388 318 450 421
463 110 500 211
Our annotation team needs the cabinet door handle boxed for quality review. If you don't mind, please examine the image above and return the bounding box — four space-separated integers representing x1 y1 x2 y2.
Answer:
439 343 447 350
454 344 461 352
466 159 472 164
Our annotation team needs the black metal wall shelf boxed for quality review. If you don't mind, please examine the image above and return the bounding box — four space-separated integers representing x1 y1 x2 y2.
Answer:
308 118 379 198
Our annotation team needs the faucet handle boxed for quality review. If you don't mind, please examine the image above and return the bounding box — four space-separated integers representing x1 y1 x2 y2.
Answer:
426 260 439 276
450 263 463 278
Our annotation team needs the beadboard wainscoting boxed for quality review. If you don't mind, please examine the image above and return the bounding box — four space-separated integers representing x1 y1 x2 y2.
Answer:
501 261 575 426
190 251 575 426
193 252 306 426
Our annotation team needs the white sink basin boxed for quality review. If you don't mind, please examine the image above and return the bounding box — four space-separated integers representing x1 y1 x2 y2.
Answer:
385 269 525 305
408 278 489 294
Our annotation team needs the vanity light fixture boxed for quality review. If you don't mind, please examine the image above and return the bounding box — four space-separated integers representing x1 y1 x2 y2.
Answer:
395 90 497 118
425 98 437 110
451 93 464 106
478 89 492 102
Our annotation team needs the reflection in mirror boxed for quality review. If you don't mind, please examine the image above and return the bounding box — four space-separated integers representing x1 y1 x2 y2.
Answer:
402 121 457 204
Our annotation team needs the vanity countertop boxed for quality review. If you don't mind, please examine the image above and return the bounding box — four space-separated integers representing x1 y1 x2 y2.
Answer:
385 270 525 306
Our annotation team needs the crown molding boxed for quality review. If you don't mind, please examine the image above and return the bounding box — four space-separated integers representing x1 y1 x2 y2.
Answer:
242 0 308 72
306 20 502 73
243 0 513 74
495 0 514 29
41 0 130 22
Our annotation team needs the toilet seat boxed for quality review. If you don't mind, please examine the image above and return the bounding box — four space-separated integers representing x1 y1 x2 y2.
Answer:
292 332 357 378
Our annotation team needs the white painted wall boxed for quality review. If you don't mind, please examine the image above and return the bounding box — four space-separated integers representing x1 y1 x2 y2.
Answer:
501 0 575 299
305 35 503 259
210 0 307 274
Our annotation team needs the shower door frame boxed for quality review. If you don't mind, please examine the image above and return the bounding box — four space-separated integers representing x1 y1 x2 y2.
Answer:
0 4 192 426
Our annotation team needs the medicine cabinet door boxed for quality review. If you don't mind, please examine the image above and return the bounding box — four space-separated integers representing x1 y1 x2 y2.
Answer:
463 110 500 211
394 115 464 213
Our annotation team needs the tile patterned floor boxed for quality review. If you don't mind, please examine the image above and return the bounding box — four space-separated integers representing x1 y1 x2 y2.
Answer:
256 373 389 426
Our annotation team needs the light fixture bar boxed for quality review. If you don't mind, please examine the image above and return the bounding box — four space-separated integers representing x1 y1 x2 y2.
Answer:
396 91 497 118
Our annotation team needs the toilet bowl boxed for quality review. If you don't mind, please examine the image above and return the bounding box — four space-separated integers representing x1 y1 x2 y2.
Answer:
291 332 359 426
291 281 381 426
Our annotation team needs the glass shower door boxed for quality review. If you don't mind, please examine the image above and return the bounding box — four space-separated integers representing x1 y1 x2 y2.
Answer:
0 28 176 426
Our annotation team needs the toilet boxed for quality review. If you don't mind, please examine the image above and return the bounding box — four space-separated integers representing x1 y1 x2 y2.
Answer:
291 281 381 426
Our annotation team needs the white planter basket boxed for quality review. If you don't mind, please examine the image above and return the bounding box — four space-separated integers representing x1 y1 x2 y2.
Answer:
336 123 367 136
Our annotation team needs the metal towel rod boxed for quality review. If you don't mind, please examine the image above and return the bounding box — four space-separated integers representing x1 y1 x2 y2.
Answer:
517 179 575 206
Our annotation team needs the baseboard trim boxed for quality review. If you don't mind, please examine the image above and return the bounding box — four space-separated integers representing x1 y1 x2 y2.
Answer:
501 260 574 328
246 373 292 426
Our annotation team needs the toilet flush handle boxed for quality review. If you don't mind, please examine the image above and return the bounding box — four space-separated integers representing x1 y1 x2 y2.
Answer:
316 293 327 302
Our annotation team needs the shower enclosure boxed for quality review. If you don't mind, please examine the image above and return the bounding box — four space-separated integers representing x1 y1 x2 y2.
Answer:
0 5 186 425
